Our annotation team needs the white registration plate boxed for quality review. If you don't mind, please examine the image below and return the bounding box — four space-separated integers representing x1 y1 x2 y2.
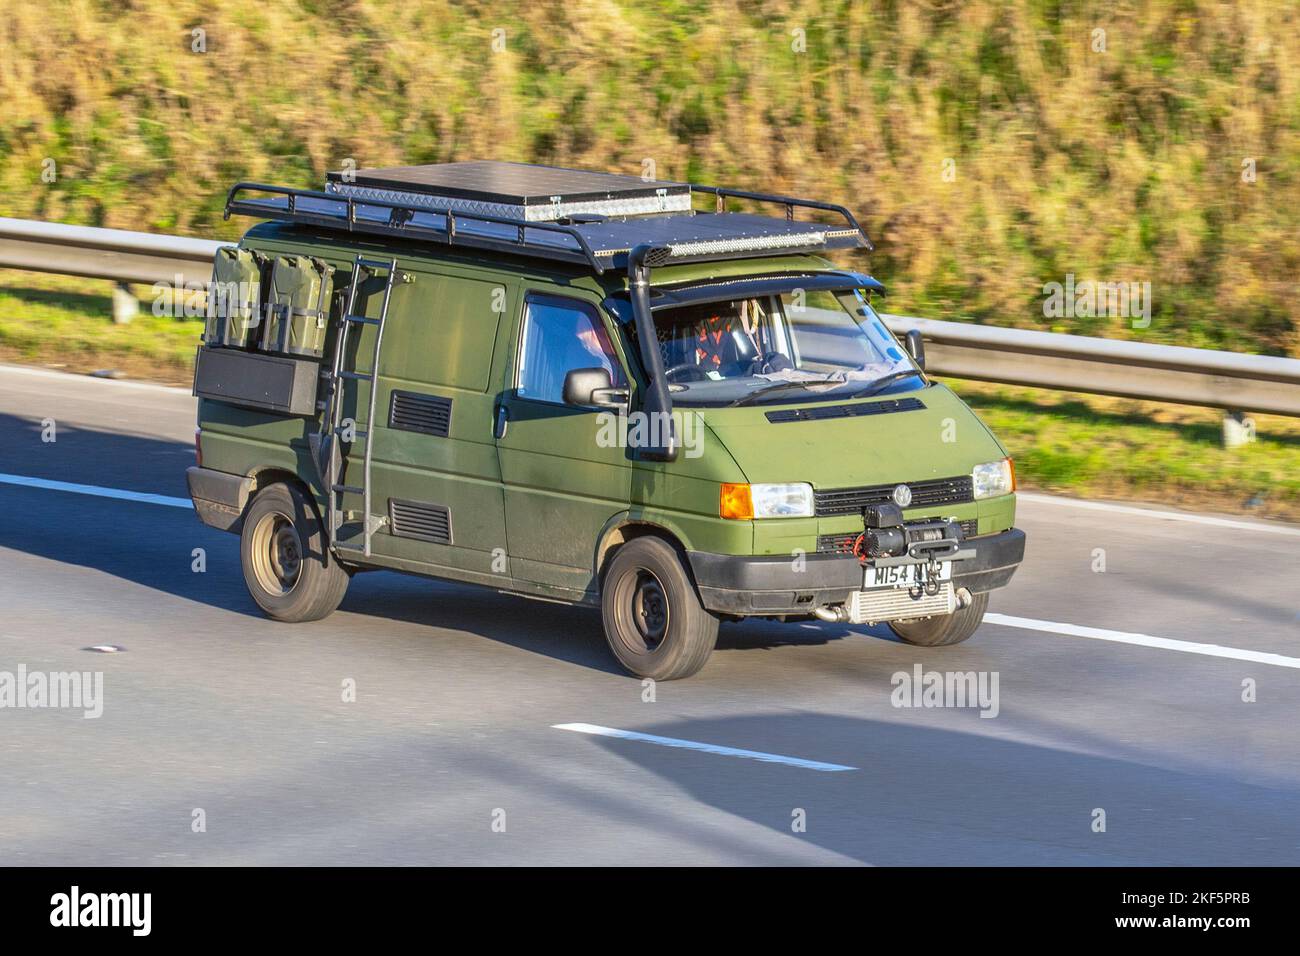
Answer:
864 561 952 589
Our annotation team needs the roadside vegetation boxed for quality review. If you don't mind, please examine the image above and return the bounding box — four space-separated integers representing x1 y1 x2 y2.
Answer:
0 0 1297 356
0 274 196 385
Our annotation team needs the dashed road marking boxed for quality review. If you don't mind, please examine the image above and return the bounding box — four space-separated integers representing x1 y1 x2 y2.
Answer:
553 722 857 772
985 613 1300 670
0 472 192 509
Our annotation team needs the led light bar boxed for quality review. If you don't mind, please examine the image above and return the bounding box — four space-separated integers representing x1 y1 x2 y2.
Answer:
326 182 692 222
324 161 694 222
666 231 828 258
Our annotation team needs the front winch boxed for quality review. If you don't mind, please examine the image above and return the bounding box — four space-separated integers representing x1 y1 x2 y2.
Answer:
851 503 973 598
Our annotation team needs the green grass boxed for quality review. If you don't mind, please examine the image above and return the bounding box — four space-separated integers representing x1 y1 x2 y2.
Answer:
0 273 199 383
947 379 1300 519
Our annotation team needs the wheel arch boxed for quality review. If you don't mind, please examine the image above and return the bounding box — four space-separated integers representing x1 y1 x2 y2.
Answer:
595 516 693 586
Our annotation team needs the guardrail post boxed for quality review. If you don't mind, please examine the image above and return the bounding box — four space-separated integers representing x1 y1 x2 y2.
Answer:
111 282 138 324
1222 410 1256 449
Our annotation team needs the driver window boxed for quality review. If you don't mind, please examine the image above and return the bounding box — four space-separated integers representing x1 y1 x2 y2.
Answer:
517 295 626 404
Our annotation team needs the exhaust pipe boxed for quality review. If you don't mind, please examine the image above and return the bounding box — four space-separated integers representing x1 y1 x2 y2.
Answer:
956 587 973 609
813 605 848 623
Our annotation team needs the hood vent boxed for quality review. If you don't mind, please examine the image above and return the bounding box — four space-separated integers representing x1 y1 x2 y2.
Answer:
765 396 924 423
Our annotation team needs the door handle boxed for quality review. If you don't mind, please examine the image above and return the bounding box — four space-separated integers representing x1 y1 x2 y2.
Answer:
494 404 509 439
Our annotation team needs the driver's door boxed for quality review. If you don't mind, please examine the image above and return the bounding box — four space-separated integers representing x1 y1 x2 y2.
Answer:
494 292 632 597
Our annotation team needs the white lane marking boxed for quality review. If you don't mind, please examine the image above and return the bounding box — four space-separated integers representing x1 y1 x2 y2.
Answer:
985 613 1300 670
1017 491 1300 537
0 363 190 394
553 722 857 772
0 473 193 509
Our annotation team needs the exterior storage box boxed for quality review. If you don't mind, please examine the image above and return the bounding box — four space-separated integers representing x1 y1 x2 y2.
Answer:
193 345 320 416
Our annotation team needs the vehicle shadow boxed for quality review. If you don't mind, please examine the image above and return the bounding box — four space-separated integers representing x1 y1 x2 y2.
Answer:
560 711 1300 865
0 412 195 498
18 709 1299 865
0 413 883 671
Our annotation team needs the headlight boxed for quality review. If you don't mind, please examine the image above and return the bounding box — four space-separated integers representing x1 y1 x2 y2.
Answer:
719 482 815 519
972 458 1015 500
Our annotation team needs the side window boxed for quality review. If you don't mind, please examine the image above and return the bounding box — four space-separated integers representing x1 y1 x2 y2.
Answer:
517 295 626 404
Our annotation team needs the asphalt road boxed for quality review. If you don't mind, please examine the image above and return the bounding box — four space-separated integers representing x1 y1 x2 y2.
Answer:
0 363 1297 865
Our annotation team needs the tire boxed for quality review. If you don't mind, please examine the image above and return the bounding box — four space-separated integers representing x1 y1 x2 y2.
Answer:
601 537 719 680
240 481 349 623
888 590 989 647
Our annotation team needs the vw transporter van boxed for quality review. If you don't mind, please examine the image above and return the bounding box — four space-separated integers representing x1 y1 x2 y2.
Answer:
187 161 1025 679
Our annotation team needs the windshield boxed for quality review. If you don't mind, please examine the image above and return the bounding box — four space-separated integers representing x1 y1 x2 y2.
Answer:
619 288 922 407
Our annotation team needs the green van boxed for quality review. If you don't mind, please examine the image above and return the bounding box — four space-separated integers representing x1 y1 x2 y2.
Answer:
187 162 1024 679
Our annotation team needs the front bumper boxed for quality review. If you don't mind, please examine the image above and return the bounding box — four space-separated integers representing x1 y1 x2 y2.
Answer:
187 466 254 533
688 527 1026 616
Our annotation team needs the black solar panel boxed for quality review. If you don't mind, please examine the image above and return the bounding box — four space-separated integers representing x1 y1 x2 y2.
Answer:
326 161 689 206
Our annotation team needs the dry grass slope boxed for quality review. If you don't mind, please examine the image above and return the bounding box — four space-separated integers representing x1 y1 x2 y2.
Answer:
1 0 1297 354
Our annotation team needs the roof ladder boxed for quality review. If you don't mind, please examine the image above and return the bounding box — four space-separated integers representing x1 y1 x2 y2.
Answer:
319 255 399 557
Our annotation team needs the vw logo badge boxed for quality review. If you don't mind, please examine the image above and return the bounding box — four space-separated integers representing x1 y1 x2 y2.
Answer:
892 483 913 507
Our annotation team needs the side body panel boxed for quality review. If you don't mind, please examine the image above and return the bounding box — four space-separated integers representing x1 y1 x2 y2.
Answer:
492 287 632 597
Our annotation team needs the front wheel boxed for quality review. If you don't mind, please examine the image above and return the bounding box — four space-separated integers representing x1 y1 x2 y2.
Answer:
601 537 719 680
888 590 989 647
240 481 349 622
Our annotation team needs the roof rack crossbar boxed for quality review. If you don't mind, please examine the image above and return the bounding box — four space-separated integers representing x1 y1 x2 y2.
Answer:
224 182 608 271
689 184 873 251
223 179 870 271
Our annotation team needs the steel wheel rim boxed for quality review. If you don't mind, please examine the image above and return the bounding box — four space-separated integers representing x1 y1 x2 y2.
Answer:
615 567 669 655
250 510 302 596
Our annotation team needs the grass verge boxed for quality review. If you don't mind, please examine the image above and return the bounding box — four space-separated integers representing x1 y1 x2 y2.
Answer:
0 272 198 386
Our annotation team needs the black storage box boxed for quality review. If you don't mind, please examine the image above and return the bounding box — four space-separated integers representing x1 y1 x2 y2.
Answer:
193 346 320 416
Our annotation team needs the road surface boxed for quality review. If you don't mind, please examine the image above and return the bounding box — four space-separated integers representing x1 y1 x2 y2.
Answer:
0 364 1297 865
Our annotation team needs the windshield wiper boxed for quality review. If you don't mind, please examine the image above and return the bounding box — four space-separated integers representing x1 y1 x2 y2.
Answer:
728 378 841 407
846 370 924 399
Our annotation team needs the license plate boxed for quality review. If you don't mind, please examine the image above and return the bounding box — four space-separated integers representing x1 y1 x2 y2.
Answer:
864 561 952 589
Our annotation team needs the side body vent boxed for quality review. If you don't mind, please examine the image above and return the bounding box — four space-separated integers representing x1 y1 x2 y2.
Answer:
389 390 452 437
765 396 925 423
388 499 452 545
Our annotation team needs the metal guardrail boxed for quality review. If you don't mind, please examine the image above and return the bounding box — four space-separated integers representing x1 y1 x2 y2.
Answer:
882 315 1300 417
1 216 1299 417
0 216 221 286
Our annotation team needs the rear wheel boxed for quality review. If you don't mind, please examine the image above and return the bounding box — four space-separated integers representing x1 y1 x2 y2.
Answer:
888 591 989 647
240 481 349 622
601 537 718 680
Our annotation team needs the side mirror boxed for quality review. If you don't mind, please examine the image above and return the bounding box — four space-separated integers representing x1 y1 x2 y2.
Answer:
562 367 626 408
904 329 926 371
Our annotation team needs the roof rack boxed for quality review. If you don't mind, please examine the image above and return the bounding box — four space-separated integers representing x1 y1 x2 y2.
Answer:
224 163 871 274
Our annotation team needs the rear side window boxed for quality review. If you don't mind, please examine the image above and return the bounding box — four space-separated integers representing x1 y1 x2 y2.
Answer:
517 295 626 404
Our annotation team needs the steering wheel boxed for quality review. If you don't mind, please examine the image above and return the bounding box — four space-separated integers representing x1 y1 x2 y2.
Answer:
663 363 711 383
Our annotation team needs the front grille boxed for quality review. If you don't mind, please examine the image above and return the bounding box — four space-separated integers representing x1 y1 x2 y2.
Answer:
814 475 974 516
816 517 978 554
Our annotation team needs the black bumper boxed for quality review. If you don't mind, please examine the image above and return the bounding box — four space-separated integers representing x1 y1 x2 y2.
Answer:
688 528 1026 616
186 466 254 533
